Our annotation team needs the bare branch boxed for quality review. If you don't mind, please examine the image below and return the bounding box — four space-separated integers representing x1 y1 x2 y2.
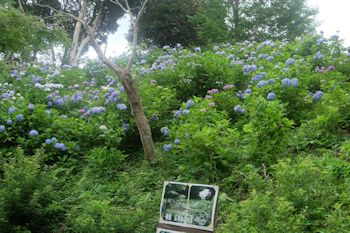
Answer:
136 0 149 24
35 2 123 73
35 3 88 27
126 0 149 71
110 0 128 13
18 0 25 13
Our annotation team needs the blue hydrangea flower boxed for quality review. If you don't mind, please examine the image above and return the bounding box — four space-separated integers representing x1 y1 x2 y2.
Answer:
257 80 268 88
195 47 201 52
266 56 274 61
315 51 324 60
245 89 252 95
45 139 52 144
186 100 195 109
161 127 170 136
267 92 276 100
282 78 291 87
228 54 235 60
291 78 298 87
285 58 295 66
54 143 67 151
313 91 323 101
16 114 24 121
252 74 261 82
0 125 5 132
174 139 181 145
122 123 130 131
182 109 190 115
117 103 127 110
6 119 12 125
29 130 38 136
8 106 16 114
236 91 245 99
28 103 35 111
234 105 246 114
163 144 172 152
174 110 182 118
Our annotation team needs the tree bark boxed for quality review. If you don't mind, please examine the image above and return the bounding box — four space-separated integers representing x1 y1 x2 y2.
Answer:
68 0 88 65
120 72 156 163
89 36 156 163
233 0 240 40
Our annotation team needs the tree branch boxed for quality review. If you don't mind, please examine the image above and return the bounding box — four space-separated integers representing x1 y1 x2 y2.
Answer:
126 0 149 71
110 0 128 13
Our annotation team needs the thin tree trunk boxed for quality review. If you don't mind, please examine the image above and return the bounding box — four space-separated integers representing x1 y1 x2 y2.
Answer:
120 72 156 163
74 36 89 64
18 0 24 12
234 0 240 40
50 46 56 63
68 0 88 65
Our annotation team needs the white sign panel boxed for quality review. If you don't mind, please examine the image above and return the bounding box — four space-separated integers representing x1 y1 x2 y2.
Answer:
159 181 219 231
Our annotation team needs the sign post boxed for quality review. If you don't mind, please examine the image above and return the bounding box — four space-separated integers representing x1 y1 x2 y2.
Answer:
157 181 219 233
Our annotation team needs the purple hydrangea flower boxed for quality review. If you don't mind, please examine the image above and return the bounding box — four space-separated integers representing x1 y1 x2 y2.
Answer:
245 89 252 95
326 66 336 71
195 47 201 52
223 84 235 90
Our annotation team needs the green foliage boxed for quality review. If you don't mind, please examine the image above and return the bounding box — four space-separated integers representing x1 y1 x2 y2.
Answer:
189 0 229 45
0 148 64 233
0 7 68 61
137 0 202 46
220 156 350 232
1 33 350 232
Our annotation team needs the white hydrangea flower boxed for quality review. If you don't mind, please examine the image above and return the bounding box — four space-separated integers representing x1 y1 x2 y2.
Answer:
199 189 211 200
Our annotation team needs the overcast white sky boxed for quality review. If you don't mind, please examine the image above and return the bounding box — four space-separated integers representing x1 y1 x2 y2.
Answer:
86 0 350 59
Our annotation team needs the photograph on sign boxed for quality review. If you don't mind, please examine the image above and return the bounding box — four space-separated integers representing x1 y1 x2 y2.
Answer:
159 181 219 231
156 227 185 233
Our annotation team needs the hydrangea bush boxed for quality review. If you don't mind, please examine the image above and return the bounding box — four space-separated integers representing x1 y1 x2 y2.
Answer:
1 34 350 232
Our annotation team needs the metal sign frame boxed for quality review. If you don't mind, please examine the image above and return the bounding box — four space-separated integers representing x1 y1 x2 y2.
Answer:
158 181 219 232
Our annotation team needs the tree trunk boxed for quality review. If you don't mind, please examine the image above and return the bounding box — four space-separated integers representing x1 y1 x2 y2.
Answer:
233 0 240 40
68 0 88 65
74 36 89 64
120 72 156 163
